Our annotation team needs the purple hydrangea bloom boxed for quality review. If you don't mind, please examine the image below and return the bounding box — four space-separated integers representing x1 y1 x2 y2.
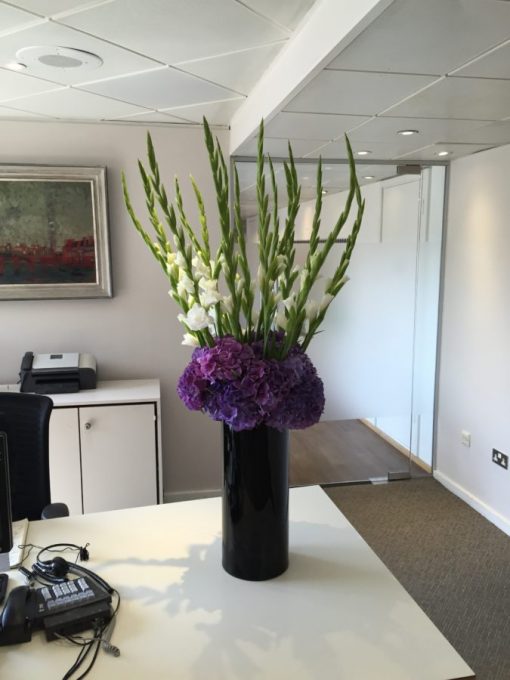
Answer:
177 336 325 431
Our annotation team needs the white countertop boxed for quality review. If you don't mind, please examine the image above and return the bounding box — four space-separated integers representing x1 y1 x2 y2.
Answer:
0 379 160 406
0 486 474 680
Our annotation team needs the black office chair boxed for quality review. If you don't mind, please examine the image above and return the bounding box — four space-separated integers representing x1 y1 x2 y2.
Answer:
0 393 69 521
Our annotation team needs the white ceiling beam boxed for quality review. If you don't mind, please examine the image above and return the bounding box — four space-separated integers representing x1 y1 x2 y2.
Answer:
229 0 394 154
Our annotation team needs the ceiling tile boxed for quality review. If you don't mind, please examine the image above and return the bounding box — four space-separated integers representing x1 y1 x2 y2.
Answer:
348 116 490 146
239 0 316 31
452 40 510 80
265 111 370 140
59 0 289 64
160 98 244 125
0 67 61 102
398 142 495 161
80 67 238 110
5 1 110 18
383 76 510 121
5 87 148 119
177 42 285 96
107 110 193 124
235 137 324 158
0 21 161 85
439 119 510 145
327 0 510 76
0 3 44 34
285 70 438 116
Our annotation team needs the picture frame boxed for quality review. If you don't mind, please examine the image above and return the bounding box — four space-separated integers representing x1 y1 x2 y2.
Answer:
0 165 112 300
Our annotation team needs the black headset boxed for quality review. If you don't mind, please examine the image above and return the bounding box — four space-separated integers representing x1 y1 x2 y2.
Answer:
29 543 114 594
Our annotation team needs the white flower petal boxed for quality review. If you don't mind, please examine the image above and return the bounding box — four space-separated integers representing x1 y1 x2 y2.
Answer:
182 333 199 347
319 293 334 312
305 300 319 322
184 303 212 331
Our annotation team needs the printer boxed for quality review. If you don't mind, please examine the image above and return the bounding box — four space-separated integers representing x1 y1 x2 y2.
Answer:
19 352 97 394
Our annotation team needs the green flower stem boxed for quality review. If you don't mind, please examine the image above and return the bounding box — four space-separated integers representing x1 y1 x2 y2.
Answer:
203 119 242 340
233 164 254 339
123 118 365 361
189 176 212 267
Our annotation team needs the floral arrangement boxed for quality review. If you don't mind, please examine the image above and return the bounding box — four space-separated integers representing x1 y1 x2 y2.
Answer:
123 120 364 431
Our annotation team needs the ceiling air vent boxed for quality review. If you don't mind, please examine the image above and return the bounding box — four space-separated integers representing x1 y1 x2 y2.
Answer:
15 46 103 72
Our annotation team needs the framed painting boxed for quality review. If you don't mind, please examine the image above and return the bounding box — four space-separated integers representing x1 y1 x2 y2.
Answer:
0 165 112 299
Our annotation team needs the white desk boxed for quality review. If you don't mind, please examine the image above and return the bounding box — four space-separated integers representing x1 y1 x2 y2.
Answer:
0 487 474 680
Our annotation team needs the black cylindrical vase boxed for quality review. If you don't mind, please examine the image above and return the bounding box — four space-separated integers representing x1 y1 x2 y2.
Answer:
222 424 289 581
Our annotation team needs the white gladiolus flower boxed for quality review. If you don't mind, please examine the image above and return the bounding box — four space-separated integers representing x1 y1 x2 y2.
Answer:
178 270 195 292
275 311 287 329
282 294 295 311
177 274 194 298
182 333 199 347
319 293 334 312
178 303 211 331
221 295 233 313
199 277 218 291
200 288 222 307
175 251 186 268
166 252 177 275
305 300 319 322
192 256 210 278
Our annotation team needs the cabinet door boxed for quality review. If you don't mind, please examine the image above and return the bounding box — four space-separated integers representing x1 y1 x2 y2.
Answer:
49 408 83 515
80 404 157 513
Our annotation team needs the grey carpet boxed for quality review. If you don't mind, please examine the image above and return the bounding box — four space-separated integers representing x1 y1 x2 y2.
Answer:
325 478 510 680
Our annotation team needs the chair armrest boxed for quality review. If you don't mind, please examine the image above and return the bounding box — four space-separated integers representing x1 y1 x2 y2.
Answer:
41 503 70 520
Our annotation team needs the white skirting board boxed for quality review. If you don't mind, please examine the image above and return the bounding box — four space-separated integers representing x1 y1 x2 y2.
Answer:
434 469 510 537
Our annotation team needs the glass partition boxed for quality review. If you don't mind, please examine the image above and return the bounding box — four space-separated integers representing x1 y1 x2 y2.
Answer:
234 157 446 486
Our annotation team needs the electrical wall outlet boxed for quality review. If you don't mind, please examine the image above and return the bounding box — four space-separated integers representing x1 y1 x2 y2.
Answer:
492 449 508 470
461 430 471 447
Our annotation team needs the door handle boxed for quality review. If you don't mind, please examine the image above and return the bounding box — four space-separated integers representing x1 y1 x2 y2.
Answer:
84 422 92 430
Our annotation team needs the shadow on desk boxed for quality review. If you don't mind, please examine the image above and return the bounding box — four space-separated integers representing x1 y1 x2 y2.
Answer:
97 520 423 680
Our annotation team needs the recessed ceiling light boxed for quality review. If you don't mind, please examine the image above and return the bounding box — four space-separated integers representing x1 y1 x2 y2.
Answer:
363 175 375 180
15 46 103 72
5 61 27 71
397 129 419 136
436 150 450 157
356 150 371 156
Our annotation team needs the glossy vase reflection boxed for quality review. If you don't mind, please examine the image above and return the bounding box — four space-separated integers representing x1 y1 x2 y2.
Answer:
222 424 289 581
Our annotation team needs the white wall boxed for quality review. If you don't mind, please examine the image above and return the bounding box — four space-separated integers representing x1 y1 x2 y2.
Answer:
436 143 510 534
0 120 226 499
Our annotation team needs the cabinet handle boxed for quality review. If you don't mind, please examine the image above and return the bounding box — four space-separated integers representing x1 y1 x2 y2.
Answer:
84 422 92 430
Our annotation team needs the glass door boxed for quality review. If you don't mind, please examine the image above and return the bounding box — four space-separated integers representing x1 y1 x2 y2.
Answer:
234 157 446 487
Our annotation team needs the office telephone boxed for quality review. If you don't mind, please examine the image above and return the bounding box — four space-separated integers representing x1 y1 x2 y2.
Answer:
0 573 112 646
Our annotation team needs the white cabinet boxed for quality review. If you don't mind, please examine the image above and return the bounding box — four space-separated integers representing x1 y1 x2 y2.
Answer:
48 380 161 515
